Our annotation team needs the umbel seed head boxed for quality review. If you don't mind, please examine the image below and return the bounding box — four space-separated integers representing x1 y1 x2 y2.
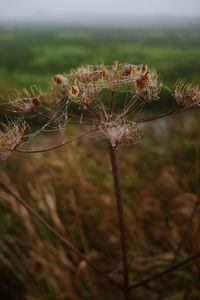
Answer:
0 119 28 157
99 119 143 148
7 60 200 155
174 81 200 107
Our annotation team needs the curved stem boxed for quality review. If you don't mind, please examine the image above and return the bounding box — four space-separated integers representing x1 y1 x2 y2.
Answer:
0 178 122 290
109 145 130 300
15 129 97 154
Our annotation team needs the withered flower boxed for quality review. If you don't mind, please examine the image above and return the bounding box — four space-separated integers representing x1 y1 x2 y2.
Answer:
8 61 199 154
53 74 68 85
69 86 80 98
174 81 200 107
135 73 151 91
0 119 28 157
112 60 119 72
76 66 94 83
99 119 143 148
98 64 108 80
139 64 148 75
9 88 41 112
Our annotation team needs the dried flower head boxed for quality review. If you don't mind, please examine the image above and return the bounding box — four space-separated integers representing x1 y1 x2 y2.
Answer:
8 61 186 153
76 66 94 83
99 119 143 148
112 60 119 72
139 64 148 75
135 73 151 91
69 86 80 98
0 119 29 157
98 64 108 80
174 81 200 107
9 88 41 112
53 74 68 85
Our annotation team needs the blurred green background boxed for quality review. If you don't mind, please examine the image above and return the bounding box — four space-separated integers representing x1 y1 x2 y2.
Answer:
0 24 200 97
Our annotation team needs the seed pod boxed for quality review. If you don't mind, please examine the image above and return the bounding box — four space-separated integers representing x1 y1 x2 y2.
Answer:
82 92 90 105
112 60 118 71
77 67 94 83
130 65 138 76
32 97 41 107
98 64 108 80
140 64 148 75
70 86 79 98
135 73 151 91
53 74 67 85
123 64 132 76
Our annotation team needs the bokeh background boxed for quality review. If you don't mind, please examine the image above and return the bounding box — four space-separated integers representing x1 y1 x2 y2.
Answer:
1 1 200 299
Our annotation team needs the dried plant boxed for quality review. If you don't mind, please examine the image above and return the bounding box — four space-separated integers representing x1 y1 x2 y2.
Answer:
0 61 200 300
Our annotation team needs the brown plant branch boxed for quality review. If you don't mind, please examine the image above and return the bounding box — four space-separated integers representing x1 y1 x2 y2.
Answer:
129 250 200 290
15 129 97 154
135 106 185 123
109 144 130 300
158 197 200 299
0 178 123 290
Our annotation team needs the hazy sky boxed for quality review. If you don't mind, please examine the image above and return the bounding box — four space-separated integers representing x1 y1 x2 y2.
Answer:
1 0 200 22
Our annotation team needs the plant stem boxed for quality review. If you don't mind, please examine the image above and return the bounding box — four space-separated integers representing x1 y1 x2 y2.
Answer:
15 129 97 154
109 144 130 300
157 197 200 299
129 250 200 290
0 178 122 290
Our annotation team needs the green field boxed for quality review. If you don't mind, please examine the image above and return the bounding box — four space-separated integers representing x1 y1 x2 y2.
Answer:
0 24 200 96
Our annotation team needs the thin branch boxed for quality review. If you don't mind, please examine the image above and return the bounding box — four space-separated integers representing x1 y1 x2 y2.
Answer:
15 129 97 154
0 178 123 290
123 101 143 119
67 113 97 122
34 110 97 125
33 109 54 121
122 95 138 116
109 91 114 115
129 250 200 290
109 144 130 300
135 106 187 123
158 197 200 299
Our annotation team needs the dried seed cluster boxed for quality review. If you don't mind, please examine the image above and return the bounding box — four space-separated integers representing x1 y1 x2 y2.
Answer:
174 81 200 107
1 61 199 155
52 62 159 107
9 88 41 112
99 119 143 148
0 119 28 157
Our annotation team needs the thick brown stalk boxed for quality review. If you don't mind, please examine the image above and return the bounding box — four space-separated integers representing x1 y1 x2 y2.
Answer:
0 178 122 290
109 145 130 300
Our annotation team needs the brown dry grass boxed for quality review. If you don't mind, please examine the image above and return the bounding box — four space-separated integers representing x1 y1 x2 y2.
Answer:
0 111 200 300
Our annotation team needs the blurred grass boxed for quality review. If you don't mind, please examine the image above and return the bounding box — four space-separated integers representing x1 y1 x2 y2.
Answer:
1 112 200 299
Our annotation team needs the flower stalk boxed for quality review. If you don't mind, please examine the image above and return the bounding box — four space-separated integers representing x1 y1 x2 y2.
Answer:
109 144 130 300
